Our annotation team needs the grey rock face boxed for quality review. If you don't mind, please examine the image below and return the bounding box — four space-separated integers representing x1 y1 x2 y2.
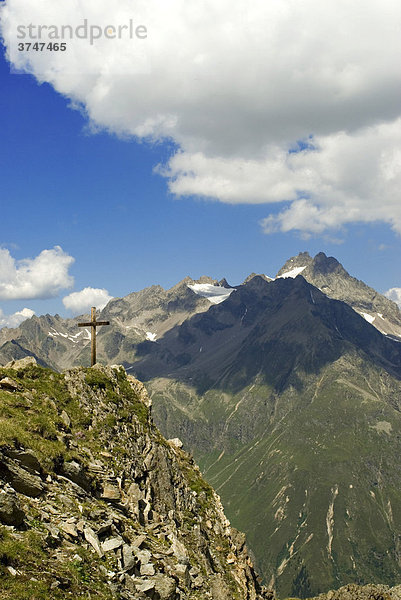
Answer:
0 486 25 525
0 452 45 497
5 356 37 369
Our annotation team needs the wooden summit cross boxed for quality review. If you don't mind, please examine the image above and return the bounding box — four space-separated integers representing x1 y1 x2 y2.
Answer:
78 307 110 367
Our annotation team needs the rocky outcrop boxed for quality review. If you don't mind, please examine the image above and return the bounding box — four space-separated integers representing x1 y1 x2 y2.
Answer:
0 359 271 600
311 583 401 600
0 486 25 526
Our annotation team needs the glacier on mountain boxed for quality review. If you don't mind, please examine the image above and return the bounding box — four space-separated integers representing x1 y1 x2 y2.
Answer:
188 283 235 304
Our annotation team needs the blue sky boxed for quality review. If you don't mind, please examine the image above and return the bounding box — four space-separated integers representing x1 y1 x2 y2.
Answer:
1 0 401 325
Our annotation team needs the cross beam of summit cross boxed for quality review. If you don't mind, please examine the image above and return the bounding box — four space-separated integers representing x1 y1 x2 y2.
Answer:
78 307 110 367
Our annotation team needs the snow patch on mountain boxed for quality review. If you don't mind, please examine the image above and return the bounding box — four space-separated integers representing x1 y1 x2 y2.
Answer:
361 312 375 324
188 283 235 304
146 332 157 342
278 266 307 279
48 327 90 343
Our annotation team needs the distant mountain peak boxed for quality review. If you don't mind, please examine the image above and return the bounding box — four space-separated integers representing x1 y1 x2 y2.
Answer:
276 251 401 340
242 273 273 284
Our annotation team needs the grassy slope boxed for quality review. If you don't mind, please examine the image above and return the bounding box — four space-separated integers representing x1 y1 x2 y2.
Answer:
149 352 401 598
0 364 149 599
1 364 243 600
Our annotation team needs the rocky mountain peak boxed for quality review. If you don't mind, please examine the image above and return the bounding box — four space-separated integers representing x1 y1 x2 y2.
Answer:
275 251 313 277
218 278 231 288
311 252 344 275
242 273 273 284
277 251 347 277
276 251 401 340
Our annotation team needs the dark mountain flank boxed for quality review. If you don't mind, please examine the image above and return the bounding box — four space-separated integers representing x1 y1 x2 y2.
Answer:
132 275 401 390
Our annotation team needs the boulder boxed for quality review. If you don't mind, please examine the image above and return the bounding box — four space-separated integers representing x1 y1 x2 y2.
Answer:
135 579 156 594
59 521 79 538
0 454 45 497
140 561 155 576
60 410 71 429
152 574 177 600
84 526 104 557
5 357 36 369
100 482 121 502
167 438 183 449
60 460 91 491
174 563 190 586
0 488 25 526
122 544 137 572
0 377 19 391
7 449 42 475
102 537 123 552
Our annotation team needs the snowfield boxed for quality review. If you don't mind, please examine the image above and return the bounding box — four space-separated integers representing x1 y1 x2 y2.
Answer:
188 283 235 304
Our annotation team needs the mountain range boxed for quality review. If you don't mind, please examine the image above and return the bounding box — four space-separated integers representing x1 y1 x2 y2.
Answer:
1 251 401 597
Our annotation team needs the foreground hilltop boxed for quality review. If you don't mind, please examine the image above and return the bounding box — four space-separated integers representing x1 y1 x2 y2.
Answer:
0 358 269 600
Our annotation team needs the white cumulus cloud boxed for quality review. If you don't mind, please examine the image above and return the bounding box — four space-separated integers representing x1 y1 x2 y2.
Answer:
2 0 401 235
0 307 35 329
0 246 74 300
63 287 113 315
384 288 401 308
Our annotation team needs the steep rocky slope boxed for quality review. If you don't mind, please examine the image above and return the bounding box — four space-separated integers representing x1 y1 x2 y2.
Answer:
310 583 401 600
0 358 270 600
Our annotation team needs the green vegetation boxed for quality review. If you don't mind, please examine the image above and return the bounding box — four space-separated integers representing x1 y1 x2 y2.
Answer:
0 364 152 599
0 524 114 599
0 364 150 473
150 352 401 598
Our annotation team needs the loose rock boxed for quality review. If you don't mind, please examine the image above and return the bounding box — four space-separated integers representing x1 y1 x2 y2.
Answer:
0 487 25 526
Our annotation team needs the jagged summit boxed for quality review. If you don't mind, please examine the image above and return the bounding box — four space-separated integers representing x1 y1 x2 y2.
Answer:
242 273 273 284
277 251 347 279
132 273 401 392
1 251 400 373
276 251 401 339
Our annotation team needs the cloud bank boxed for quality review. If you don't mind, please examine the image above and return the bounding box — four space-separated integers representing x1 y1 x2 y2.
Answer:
0 307 35 329
2 0 401 235
0 246 74 300
63 287 113 315
385 288 401 308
